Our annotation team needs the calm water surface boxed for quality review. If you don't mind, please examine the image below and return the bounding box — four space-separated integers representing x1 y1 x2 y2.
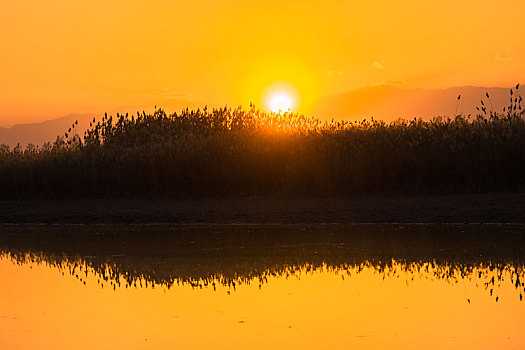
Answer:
0 225 524 349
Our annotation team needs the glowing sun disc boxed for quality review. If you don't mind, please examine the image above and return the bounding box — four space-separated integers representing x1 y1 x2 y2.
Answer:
269 94 293 113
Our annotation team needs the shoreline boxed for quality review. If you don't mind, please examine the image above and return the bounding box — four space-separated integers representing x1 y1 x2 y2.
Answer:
1 192 524 225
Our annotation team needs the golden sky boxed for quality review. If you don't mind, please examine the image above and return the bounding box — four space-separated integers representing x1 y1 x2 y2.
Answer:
1 0 524 125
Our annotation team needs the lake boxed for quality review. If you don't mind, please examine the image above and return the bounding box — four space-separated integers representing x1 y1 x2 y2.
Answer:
0 224 524 349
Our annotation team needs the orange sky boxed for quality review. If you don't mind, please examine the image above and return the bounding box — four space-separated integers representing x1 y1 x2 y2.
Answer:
1 0 524 125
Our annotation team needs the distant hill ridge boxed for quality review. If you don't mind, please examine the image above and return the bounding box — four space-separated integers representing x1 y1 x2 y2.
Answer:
310 85 516 121
0 85 519 147
0 113 93 148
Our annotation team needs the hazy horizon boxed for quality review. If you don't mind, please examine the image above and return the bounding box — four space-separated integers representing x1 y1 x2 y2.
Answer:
0 83 520 127
2 0 524 126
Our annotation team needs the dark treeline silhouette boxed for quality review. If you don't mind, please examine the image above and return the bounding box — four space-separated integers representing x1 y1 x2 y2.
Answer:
1 224 524 301
0 87 523 198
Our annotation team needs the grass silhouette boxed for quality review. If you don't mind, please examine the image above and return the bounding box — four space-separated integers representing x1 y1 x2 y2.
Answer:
0 87 523 198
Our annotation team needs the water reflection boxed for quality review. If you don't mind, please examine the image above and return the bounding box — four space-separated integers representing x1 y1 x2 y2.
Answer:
1 224 525 349
4 252 525 303
1 224 525 301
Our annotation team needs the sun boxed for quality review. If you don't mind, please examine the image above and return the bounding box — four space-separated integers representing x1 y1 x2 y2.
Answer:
261 81 301 113
269 93 293 113
260 80 301 113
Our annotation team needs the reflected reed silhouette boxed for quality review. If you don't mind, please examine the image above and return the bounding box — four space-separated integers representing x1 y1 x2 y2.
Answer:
1 224 524 301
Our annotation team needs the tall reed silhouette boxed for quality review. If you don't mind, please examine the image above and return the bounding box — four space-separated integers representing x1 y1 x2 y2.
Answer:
0 89 524 197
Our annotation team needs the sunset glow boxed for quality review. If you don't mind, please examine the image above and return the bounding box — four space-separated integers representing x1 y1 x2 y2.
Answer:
1 0 524 125
269 93 293 113
1 2 525 349
261 81 302 114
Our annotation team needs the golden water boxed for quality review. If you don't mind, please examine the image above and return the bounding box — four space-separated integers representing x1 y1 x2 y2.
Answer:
1 253 524 350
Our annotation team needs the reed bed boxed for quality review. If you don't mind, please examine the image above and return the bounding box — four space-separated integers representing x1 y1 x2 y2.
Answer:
0 88 523 198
